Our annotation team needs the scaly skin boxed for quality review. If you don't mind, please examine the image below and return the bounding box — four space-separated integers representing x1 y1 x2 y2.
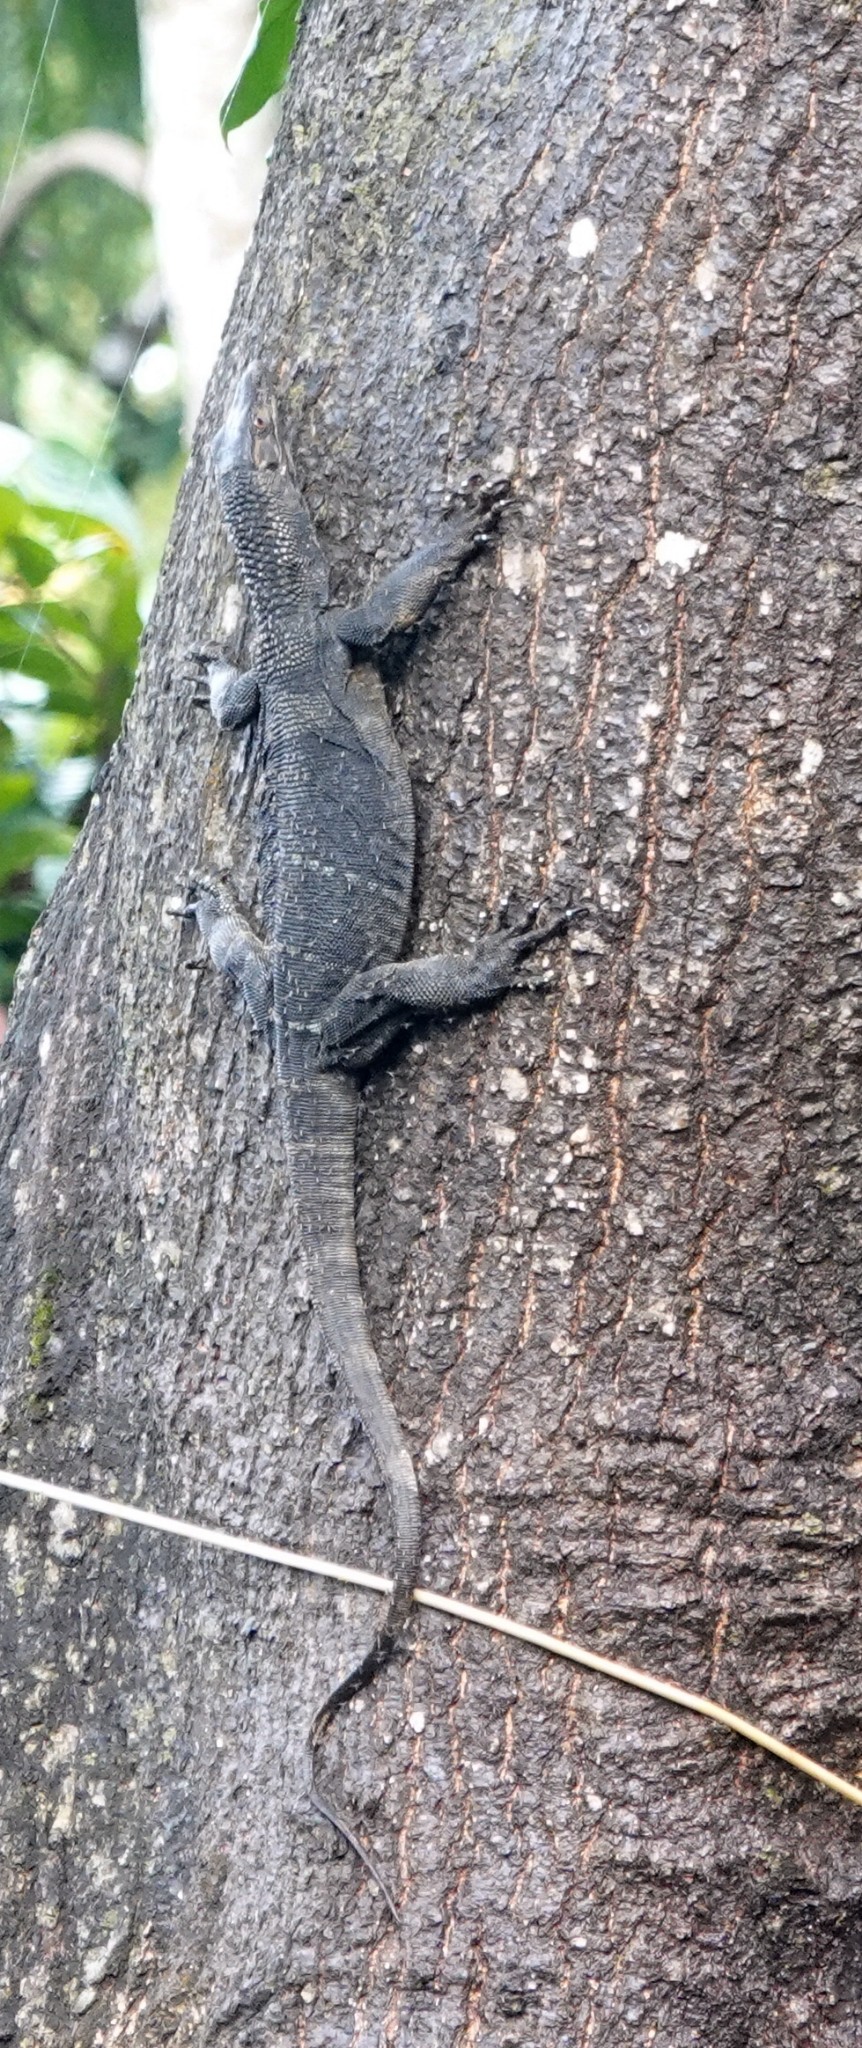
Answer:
180 364 578 1917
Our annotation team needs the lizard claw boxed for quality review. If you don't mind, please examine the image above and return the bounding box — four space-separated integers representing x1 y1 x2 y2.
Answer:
463 474 512 545
438 474 511 551
468 473 512 512
511 970 557 993
179 649 217 705
495 898 592 947
178 646 219 676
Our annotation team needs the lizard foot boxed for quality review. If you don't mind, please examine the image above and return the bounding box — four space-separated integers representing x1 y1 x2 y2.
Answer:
170 877 271 1033
180 649 260 728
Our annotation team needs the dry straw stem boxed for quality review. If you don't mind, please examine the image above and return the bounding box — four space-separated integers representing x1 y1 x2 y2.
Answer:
1 1465 859 1814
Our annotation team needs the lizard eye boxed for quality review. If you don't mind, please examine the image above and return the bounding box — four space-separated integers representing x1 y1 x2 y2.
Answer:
251 399 281 472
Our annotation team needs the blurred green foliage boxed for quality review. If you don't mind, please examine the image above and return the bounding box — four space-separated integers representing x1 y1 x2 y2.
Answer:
0 428 141 1000
0 0 183 1003
0 1 155 447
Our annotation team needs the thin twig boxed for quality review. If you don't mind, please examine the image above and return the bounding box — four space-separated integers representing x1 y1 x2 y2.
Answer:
1 1464 859 1812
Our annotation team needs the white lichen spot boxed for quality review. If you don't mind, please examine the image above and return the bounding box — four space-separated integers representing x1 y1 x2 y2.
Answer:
149 1239 181 1277
797 737 824 783
9 1148 20 1171
501 542 545 597
38 1029 52 1066
655 531 707 573
81 1928 129 1987
221 583 242 636
570 1123 591 1146
639 697 664 723
657 1102 691 1132
490 1124 517 1149
49 1771 77 1840
425 1430 452 1467
622 1205 644 1237
48 1503 84 1563
42 1722 79 1773
568 216 598 264
759 588 774 616
477 1413 490 1437
573 442 595 468
408 1709 426 1735
300 1985 317 2008
694 256 717 302
497 443 519 478
500 1066 529 1103
149 783 166 829
573 1071 591 1096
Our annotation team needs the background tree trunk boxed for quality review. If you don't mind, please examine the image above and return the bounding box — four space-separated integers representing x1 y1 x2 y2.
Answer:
2 1 861 2040
137 0 277 432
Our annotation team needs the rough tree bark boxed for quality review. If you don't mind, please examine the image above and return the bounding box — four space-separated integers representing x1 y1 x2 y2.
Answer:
2 2 861 2042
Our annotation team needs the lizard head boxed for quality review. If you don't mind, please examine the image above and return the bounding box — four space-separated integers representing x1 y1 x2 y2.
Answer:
212 363 283 478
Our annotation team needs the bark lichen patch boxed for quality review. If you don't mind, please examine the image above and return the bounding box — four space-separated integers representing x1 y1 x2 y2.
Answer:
655 530 707 573
26 1268 59 1378
567 216 599 263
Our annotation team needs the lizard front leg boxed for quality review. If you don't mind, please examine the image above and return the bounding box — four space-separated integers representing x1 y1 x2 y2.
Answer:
317 905 582 1072
331 481 509 652
181 649 261 730
170 877 271 1033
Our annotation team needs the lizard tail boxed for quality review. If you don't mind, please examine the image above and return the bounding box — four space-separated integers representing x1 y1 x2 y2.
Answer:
282 1065 420 1917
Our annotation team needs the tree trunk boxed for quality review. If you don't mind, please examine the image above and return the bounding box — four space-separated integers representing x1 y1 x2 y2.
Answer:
2 2 861 2041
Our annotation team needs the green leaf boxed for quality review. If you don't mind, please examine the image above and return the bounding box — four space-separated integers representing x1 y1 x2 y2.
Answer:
35 678 102 721
4 532 58 587
0 615 87 695
0 810 75 889
0 895 42 946
0 771 37 815
0 424 140 548
7 599 95 640
0 418 144 993
0 486 31 540
220 0 301 139
0 638 77 694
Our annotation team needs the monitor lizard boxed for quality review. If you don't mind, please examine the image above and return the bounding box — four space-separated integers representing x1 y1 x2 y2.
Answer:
174 363 579 1917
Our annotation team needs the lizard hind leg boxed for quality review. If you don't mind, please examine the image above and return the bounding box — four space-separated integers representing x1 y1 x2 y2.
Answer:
317 902 585 1070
